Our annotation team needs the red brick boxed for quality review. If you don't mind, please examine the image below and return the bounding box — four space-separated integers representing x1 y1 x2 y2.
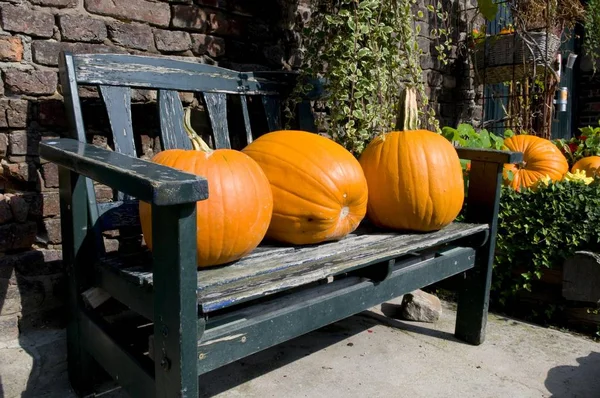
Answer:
171 4 207 31
85 0 170 27
207 10 242 36
3 162 38 183
0 36 23 62
59 14 106 43
32 40 127 67
7 194 29 223
6 99 28 128
0 134 7 157
154 29 192 52
38 100 66 128
108 22 154 51
191 34 225 57
31 0 77 7
42 162 59 188
0 221 37 251
42 192 60 217
0 5 55 38
4 70 57 96
43 218 61 244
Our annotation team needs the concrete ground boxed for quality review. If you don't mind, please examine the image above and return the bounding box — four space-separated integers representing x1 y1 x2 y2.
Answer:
1 299 599 398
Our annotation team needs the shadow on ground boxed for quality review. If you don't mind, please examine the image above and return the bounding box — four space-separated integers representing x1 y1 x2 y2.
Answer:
545 351 600 398
197 307 457 398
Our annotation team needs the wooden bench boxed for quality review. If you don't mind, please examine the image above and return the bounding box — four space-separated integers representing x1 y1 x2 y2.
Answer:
39 51 522 398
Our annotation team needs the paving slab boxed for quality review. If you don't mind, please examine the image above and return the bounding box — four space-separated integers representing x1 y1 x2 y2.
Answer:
1 299 598 398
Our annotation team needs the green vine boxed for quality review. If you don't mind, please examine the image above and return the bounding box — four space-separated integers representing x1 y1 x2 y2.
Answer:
285 0 452 155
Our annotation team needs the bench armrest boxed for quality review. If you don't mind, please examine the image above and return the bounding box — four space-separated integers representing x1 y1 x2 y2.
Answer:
456 147 523 164
40 138 208 206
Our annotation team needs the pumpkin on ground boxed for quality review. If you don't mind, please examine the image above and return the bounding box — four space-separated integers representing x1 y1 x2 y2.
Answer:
502 134 568 191
358 129 465 232
242 130 368 245
571 156 600 178
139 109 273 267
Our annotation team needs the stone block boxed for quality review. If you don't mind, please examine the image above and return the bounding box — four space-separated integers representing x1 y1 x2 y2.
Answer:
0 5 55 38
108 22 154 51
0 221 37 251
0 248 63 277
42 162 59 188
399 290 442 323
171 4 207 31
85 0 170 27
32 40 128 67
0 195 13 224
6 99 28 128
59 14 107 43
191 34 225 57
0 134 7 157
4 70 57 96
154 29 192 52
30 0 78 7
7 194 29 222
43 218 61 244
0 36 23 62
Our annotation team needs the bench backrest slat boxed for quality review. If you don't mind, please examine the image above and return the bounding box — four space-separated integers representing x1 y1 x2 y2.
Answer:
203 92 231 149
158 89 191 151
59 51 313 252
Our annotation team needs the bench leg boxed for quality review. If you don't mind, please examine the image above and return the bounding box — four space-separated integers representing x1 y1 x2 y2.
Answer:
60 168 97 395
454 160 503 345
151 203 199 398
454 248 493 345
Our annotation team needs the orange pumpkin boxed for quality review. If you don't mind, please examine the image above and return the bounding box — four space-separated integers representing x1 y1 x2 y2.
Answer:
358 130 464 232
503 135 568 190
571 156 600 178
139 145 273 268
242 130 368 245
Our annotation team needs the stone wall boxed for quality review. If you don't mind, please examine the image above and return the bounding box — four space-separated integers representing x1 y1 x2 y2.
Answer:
0 0 476 341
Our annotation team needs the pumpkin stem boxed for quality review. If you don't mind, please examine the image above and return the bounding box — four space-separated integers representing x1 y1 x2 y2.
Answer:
184 107 213 153
396 87 419 131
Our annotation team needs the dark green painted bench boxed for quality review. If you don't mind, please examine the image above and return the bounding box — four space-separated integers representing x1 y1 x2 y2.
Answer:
39 51 522 398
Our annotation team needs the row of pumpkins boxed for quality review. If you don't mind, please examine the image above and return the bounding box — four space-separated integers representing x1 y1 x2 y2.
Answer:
139 128 465 267
139 124 599 268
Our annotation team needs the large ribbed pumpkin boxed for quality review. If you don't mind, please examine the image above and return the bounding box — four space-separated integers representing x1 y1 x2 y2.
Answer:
503 135 568 190
242 130 368 245
139 146 273 268
572 156 600 178
358 130 464 232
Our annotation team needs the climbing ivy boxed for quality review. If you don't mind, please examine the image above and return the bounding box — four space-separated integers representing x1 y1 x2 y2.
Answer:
285 0 452 155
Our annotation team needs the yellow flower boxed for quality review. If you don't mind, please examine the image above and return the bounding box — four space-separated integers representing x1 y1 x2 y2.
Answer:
531 175 553 191
562 169 594 185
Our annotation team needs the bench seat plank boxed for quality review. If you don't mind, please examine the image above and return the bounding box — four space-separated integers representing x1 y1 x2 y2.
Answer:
101 222 488 313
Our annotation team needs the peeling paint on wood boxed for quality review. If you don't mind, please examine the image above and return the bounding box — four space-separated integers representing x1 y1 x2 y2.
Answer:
103 222 488 312
159 89 192 151
203 92 231 149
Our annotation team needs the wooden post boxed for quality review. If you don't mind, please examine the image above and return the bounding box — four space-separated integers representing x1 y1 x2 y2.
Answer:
151 203 199 397
455 160 504 345
59 167 97 395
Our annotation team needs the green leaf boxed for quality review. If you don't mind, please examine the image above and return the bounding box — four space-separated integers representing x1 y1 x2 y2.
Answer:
477 0 498 20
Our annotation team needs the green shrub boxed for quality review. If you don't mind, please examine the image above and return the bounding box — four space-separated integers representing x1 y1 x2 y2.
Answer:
493 180 600 304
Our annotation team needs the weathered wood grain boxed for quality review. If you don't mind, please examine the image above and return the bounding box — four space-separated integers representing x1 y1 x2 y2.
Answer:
106 222 488 312
158 89 192 151
40 138 208 206
194 246 475 374
239 95 253 144
262 96 282 132
203 92 231 149
99 85 136 201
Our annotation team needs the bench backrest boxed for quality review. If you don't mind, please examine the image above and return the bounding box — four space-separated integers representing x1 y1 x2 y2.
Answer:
58 52 315 253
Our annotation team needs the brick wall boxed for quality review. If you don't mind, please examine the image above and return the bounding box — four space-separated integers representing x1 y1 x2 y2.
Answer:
0 0 475 341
